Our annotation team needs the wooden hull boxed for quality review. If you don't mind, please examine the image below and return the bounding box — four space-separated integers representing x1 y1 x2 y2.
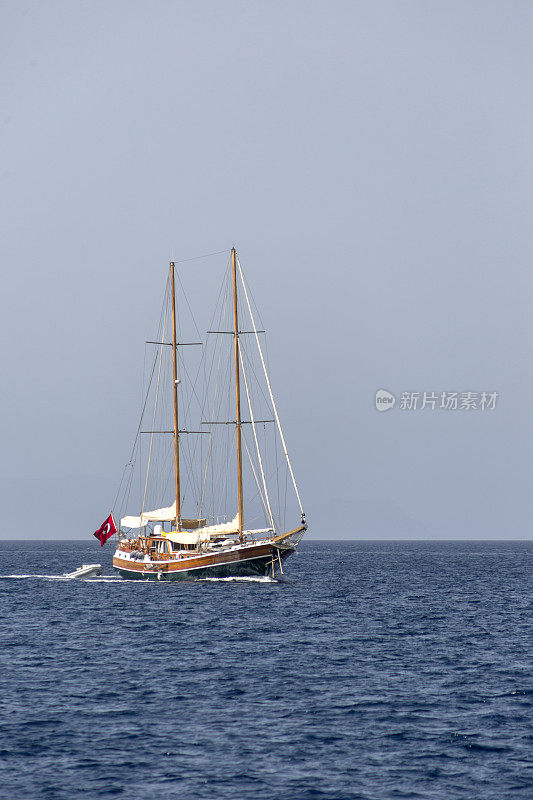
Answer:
113 542 294 581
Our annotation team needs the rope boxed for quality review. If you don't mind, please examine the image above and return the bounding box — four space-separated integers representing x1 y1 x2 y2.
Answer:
239 347 275 530
237 256 304 516
242 434 270 527
172 249 229 265
112 281 169 523
140 305 168 522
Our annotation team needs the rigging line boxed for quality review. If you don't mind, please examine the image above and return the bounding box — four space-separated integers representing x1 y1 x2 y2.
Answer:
147 334 171 509
180 345 206 421
198 262 232 510
198 327 216 519
200 316 227 510
240 339 271 417
167 279 203 516
125 275 171 470
140 305 168 521
197 331 208 518
240 268 275 392
237 256 304 516
205 253 233 333
284 459 289 537
120 348 159 478
180 405 203 513
203 260 232 399
200 431 213 518
174 267 203 342
242 432 271 528
239 266 267 341
139 275 168 442
247 459 282 522
113 460 135 525
274 420 281 534
204 363 223 515
117 466 135 533
203 276 227 425
179 349 204 423
111 461 131 515
239 346 274 530
186 426 205 510
236 294 273 415
208 305 232 441
172 249 230 265
122 463 135 519
154 418 173 496
239 336 273 426
214 425 232 524
219 376 233 519
199 296 216 519
201 265 233 517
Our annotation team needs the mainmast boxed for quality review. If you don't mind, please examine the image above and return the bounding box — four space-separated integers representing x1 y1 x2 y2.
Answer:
170 261 181 530
232 247 244 541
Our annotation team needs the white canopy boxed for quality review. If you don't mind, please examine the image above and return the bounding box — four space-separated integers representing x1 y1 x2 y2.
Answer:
121 502 177 529
121 504 239 534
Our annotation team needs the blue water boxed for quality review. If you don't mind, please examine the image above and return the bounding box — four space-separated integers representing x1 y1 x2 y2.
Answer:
0 540 531 799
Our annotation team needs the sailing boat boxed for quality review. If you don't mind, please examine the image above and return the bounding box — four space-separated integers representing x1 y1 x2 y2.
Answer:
111 248 306 580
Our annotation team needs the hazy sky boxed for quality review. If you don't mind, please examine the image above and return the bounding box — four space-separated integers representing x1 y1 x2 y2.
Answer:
1 1 532 539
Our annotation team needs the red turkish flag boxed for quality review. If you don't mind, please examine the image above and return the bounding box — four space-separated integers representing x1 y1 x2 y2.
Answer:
93 513 117 546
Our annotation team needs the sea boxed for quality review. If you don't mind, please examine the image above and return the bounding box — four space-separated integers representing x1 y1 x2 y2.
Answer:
0 540 531 800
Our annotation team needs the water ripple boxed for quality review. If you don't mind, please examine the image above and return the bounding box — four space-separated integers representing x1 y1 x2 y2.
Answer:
0 539 531 799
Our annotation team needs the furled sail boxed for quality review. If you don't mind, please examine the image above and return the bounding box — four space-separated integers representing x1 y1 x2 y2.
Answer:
194 513 240 537
163 515 240 544
166 530 212 545
121 501 206 530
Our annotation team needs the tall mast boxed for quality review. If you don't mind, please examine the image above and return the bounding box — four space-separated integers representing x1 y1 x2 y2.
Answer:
170 261 181 530
231 247 244 541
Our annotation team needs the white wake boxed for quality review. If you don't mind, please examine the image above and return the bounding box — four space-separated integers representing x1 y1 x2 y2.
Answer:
0 574 120 581
197 575 277 583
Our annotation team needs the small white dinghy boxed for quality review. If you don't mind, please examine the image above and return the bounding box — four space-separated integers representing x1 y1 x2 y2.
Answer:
64 564 102 579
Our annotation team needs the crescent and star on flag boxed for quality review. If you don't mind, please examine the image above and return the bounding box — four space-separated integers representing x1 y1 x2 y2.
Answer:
93 513 117 546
